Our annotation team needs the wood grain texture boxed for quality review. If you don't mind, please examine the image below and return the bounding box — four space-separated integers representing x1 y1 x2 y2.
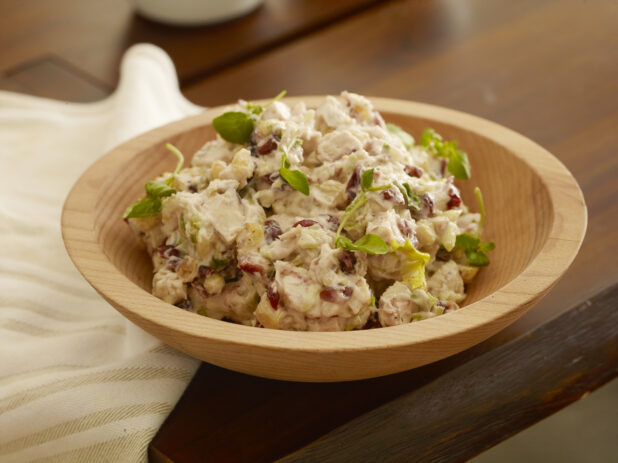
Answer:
0 57 108 102
149 284 617 463
0 0 385 93
277 284 618 463
61 96 586 382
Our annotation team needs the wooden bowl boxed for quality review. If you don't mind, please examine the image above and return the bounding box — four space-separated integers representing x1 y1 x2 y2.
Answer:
61 96 586 382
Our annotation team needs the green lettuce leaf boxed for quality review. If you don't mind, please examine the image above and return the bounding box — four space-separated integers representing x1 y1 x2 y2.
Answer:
279 152 310 195
443 144 471 180
386 123 415 149
144 180 175 198
336 234 389 255
212 111 254 144
123 143 185 219
455 232 495 267
420 128 471 179
280 167 310 195
391 239 431 289
395 181 422 211
123 196 163 219
361 168 374 190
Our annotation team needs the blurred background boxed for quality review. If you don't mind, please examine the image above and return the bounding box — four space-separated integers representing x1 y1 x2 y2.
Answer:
1 0 616 461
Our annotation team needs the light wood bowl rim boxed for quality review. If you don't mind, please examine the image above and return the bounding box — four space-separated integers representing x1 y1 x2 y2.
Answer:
62 96 587 355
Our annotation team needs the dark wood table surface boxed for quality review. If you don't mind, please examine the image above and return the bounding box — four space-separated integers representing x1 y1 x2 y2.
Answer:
2 0 616 461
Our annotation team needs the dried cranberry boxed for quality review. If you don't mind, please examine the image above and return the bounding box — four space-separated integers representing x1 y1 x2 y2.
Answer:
380 188 405 205
264 219 282 244
198 265 214 280
157 245 180 259
339 251 357 274
267 281 280 308
345 166 361 200
440 159 448 176
239 261 265 276
320 287 353 302
320 288 340 303
166 256 182 271
404 165 424 178
397 218 412 238
293 219 318 228
419 193 434 217
257 137 278 155
188 184 198 193
447 187 462 209
447 196 461 209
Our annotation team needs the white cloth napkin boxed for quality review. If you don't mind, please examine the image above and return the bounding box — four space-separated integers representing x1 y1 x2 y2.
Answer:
0 44 202 462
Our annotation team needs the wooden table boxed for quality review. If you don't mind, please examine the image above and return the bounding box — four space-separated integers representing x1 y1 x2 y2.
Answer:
2 0 616 461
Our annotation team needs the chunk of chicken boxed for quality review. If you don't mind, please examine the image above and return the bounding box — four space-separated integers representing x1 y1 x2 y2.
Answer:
427 260 465 303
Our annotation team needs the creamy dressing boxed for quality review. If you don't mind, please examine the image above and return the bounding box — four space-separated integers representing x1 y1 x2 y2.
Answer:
127 91 487 331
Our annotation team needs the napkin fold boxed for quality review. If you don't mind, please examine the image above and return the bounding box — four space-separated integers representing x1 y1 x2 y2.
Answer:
0 44 202 462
